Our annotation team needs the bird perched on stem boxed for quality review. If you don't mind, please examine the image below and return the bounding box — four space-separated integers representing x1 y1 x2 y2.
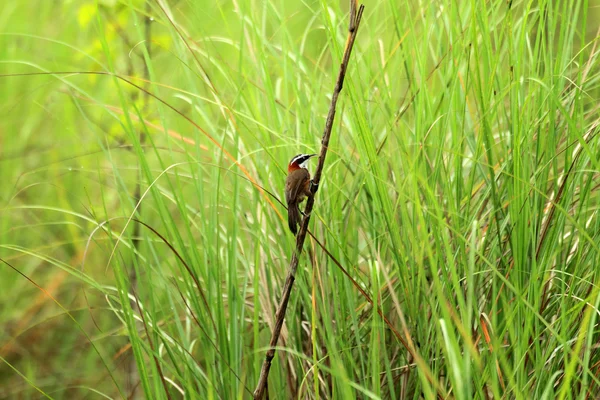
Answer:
285 153 318 235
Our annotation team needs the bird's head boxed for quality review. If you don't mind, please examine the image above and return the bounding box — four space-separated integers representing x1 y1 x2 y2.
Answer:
288 153 317 172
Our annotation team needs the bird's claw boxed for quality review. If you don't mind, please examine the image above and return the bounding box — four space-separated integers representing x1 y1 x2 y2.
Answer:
310 180 319 194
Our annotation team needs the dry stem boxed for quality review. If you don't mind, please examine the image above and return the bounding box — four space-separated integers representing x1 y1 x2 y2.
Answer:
252 4 365 399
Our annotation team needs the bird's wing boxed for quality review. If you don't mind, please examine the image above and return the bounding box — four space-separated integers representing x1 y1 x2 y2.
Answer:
285 168 309 205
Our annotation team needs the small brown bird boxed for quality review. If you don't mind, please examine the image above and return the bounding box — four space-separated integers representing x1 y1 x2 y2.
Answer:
285 153 317 235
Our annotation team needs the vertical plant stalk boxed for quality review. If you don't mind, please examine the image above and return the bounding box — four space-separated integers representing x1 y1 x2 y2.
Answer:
130 1 153 288
128 5 152 397
253 3 365 399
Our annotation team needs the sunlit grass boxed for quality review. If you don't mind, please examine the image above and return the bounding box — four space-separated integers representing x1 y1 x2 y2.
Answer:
1 0 600 399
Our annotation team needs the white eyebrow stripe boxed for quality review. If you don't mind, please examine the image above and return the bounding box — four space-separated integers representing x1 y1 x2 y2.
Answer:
291 155 306 164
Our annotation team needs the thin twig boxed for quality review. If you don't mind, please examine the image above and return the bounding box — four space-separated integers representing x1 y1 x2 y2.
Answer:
127 6 152 395
130 0 153 296
252 4 365 399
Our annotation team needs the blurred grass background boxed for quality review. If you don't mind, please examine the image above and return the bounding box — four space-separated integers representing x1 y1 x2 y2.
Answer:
2 0 600 398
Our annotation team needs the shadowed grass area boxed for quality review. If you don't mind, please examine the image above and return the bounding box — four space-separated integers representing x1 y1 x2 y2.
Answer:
1 0 600 399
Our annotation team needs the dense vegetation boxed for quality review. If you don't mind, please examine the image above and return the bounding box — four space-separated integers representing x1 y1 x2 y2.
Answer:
1 0 600 398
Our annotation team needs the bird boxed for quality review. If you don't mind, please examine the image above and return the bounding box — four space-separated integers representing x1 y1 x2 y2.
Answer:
285 153 318 235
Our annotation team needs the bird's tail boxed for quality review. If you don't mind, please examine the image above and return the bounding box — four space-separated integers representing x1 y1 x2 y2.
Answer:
288 204 300 235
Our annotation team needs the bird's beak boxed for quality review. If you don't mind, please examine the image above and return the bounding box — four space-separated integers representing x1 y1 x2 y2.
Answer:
309 154 318 158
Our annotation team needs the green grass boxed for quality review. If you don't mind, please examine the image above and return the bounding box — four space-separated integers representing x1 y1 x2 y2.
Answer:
1 0 600 398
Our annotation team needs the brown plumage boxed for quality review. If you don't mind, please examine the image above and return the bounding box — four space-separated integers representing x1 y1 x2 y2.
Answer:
285 168 311 234
285 153 316 235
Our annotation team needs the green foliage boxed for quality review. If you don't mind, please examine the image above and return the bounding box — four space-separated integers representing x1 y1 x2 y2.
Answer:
1 0 600 399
